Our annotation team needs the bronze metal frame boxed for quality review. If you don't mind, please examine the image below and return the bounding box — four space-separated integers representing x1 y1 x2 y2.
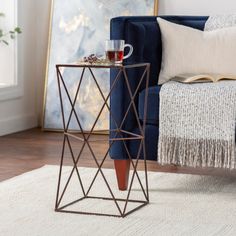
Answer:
55 63 150 217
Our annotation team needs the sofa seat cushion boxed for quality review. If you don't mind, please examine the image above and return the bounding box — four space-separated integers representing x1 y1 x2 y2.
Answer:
138 85 161 125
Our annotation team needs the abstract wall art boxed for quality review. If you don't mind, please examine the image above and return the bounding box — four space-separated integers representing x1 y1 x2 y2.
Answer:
43 0 158 131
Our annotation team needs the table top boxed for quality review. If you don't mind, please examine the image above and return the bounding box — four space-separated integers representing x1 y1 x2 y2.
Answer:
56 62 150 69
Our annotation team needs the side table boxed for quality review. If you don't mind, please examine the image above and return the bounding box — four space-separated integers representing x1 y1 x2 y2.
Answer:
55 62 150 217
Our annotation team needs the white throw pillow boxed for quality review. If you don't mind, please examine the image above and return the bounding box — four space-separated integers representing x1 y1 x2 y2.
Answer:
157 17 236 85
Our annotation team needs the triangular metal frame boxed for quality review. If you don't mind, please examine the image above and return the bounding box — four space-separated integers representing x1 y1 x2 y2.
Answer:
54 63 150 217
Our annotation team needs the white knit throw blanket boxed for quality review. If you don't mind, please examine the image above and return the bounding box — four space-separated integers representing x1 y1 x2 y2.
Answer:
158 81 236 169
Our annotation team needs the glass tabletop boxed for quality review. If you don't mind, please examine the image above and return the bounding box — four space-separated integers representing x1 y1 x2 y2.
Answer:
56 61 150 68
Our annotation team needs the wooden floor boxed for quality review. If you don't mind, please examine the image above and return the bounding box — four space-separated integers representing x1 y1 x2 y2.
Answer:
1 128 236 182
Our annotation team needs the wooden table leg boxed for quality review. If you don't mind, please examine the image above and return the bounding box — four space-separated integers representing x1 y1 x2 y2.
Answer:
114 159 130 191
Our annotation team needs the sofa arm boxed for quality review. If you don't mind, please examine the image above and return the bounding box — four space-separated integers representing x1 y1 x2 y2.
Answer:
109 16 162 160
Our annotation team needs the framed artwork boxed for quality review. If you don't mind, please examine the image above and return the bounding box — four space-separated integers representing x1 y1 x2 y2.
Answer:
42 0 159 131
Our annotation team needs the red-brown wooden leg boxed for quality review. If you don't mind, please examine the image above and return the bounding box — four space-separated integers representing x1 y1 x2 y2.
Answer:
114 159 130 191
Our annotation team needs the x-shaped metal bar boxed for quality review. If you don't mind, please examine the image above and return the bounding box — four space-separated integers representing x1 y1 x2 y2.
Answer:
55 63 150 217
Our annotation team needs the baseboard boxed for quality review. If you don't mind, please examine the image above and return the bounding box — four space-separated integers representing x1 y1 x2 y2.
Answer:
0 114 38 136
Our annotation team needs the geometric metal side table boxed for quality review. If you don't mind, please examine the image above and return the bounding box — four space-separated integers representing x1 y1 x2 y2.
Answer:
55 62 150 217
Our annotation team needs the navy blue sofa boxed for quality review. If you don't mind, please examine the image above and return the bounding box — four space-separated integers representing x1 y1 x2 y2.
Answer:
110 16 208 160
109 16 209 189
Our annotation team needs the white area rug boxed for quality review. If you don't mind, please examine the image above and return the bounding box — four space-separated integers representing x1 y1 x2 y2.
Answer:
0 165 236 236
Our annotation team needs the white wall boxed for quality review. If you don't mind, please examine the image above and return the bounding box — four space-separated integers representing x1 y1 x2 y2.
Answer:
0 0 51 136
159 0 236 15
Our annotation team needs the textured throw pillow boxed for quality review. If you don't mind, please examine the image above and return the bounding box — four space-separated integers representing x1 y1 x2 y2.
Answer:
157 17 236 85
205 14 236 31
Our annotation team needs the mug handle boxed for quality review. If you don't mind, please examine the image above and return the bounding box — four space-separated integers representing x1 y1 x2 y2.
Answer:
123 44 133 60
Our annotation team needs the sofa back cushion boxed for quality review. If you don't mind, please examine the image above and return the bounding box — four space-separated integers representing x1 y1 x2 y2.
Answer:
157 17 236 84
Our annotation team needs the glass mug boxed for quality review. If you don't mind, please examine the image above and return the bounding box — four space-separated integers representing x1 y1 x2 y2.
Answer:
105 40 133 64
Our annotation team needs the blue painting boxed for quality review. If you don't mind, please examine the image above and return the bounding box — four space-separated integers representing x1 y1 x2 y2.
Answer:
43 0 156 131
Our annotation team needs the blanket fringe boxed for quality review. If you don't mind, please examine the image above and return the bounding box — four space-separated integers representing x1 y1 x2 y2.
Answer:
158 136 236 169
